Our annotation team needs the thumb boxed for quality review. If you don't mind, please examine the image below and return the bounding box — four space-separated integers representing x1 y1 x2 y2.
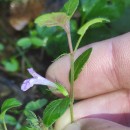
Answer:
63 118 130 130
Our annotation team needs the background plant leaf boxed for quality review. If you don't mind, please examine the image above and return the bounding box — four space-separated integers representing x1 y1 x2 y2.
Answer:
1 98 22 113
0 43 4 51
2 58 19 72
64 0 79 17
25 98 47 111
20 126 36 130
17 37 32 49
24 110 40 130
0 114 17 126
74 18 110 51
80 0 125 21
35 12 69 28
78 18 110 36
0 98 22 121
30 37 43 47
43 97 70 127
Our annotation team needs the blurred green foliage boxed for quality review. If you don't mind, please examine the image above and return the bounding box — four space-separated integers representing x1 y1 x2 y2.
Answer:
0 43 4 51
26 0 130 58
1 0 130 72
2 58 19 72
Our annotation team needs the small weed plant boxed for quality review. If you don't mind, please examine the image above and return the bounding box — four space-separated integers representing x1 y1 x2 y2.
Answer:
0 0 109 130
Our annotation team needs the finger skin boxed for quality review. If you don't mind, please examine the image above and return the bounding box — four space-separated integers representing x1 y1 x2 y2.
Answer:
54 89 130 130
46 32 130 130
46 32 130 99
63 118 130 130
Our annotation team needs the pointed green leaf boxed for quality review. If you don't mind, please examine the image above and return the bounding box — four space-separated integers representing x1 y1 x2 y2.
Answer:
17 37 32 49
43 97 70 127
0 98 22 120
1 98 22 113
35 12 69 29
78 18 110 36
25 98 47 111
64 0 79 17
73 48 92 81
74 18 110 51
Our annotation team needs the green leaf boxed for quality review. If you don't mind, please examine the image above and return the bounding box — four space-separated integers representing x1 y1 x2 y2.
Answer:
0 98 22 121
0 114 16 125
20 126 36 130
43 97 70 127
0 43 4 51
24 110 38 123
17 37 32 49
2 58 19 72
64 0 79 17
29 30 37 37
78 18 110 36
0 124 3 129
35 12 69 28
1 98 22 113
24 110 40 130
30 37 43 47
56 83 69 96
25 99 47 111
80 0 125 20
74 18 110 51
3 115 17 126
53 53 68 62
73 48 92 81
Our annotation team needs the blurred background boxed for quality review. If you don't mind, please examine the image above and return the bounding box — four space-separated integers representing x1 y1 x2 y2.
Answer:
0 0 130 129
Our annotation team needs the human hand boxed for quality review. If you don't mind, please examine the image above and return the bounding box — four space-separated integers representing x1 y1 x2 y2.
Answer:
46 32 130 130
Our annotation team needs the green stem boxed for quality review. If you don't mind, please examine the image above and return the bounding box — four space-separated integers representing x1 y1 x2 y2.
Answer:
65 23 74 123
70 53 74 122
3 119 7 130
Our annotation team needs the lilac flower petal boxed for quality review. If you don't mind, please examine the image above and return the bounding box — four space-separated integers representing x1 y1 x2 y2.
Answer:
21 68 57 91
27 68 42 78
21 79 32 91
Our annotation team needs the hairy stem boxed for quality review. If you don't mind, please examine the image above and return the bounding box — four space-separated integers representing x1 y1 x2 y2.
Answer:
65 22 74 123
70 53 74 122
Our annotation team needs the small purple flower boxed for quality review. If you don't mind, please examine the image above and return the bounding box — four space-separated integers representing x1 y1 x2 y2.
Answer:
21 68 57 91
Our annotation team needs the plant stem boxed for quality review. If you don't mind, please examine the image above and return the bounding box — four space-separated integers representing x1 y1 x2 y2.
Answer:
65 22 74 123
65 23 73 54
69 53 74 122
3 119 7 130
